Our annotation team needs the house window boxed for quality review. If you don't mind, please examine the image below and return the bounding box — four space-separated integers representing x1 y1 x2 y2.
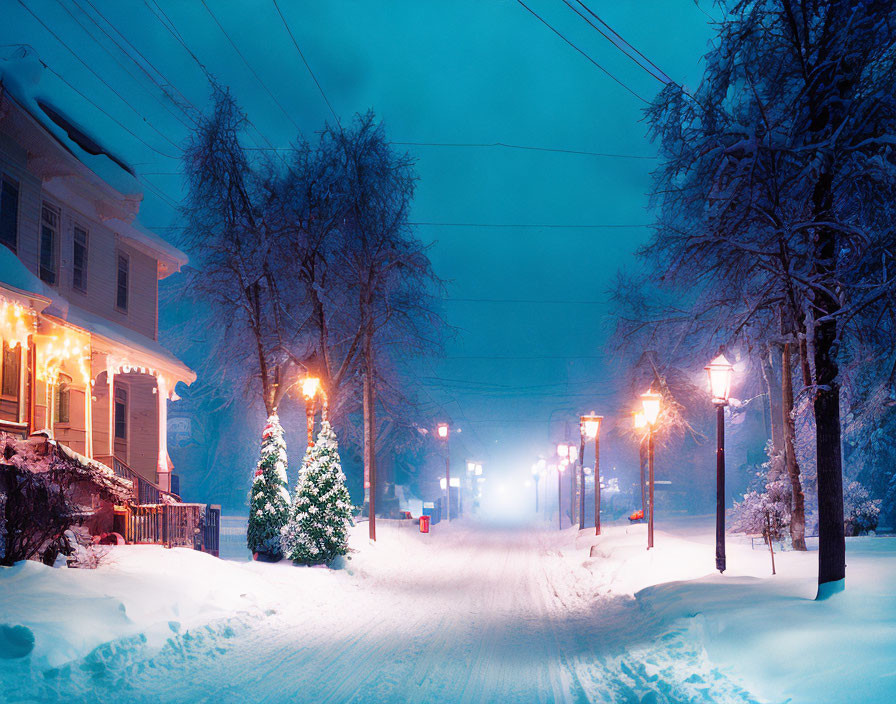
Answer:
73 225 88 292
0 177 18 252
54 375 71 425
1 343 20 398
114 386 127 440
116 252 129 312
40 205 59 285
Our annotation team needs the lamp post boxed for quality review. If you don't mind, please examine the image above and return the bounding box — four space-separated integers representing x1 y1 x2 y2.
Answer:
633 411 648 519
568 444 579 526
581 414 603 534
531 463 541 512
557 443 570 528
301 377 321 448
437 423 450 520
640 389 662 549
706 354 734 573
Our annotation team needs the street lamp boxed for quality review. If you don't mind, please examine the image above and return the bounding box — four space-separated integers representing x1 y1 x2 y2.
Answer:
302 376 322 448
531 463 541 512
567 444 579 527
581 413 603 534
556 460 566 530
438 423 450 521
641 389 662 549
633 411 648 521
706 354 734 573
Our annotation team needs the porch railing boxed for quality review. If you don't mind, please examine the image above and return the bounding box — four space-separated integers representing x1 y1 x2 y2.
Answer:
95 455 181 505
126 503 220 555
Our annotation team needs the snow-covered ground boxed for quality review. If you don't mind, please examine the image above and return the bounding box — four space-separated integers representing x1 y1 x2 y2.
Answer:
1 518 895 703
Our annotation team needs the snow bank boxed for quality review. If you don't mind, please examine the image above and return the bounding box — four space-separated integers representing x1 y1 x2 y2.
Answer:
564 520 896 704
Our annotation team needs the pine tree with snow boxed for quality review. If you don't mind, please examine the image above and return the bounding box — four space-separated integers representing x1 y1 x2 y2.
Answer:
281 421 353 565
247 415 291 560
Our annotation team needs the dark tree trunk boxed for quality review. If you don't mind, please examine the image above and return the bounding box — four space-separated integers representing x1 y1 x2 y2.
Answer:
760 344 784 464
781 342 807 551
363 322 377 542
813 226 845 590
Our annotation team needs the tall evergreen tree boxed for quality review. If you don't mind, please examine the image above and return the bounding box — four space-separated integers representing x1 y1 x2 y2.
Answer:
247 414 290 560
281 421 353 565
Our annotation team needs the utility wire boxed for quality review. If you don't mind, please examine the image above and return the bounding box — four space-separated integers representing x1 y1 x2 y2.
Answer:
566 1 674 85
410 221 647 229
272 0 340 125
15 1 181 155
392 141 655 159
515 0 648 104
77 0 199 123
56 0 193 130
200 0 301 132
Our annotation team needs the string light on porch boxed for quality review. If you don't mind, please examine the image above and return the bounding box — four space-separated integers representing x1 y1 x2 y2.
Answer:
0 296 35 349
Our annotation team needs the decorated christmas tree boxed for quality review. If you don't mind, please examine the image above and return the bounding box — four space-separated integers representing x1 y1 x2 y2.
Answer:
281 421 354 565
247 414 291 560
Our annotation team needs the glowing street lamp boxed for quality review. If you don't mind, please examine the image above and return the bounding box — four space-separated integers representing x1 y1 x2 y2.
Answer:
580 413 603 534
437 423 451 521
531 462 542 512
705 354 734 573
556 460 565 530
640 389 662 549
302 376 322 448
633 411 648 521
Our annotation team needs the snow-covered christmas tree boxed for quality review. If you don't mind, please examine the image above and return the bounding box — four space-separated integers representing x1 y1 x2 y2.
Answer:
247 414 291 560
281 421 354 565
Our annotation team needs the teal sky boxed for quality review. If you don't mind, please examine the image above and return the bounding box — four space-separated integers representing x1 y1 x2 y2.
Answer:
5 0 715 477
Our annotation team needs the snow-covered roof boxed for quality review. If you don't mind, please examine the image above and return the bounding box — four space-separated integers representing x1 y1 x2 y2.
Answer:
0 245 66 316
58 303 195 385
0 46 187 275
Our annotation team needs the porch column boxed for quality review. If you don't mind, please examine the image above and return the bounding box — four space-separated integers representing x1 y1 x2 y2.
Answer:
84 379 93 457
157 374 170 492
107 367 115 456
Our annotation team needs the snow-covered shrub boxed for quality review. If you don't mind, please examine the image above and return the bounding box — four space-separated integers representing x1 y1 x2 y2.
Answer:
0 464 71 566
731 457 791 542
247 415 290 560
843 481 881 536
281 421 353 566
63 527 110 569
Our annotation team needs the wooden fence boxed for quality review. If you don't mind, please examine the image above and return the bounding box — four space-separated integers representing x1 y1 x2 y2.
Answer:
125 503 220 556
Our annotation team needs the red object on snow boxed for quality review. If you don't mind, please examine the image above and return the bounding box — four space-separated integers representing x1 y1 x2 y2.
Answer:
629 509 644 522
419 515 430 533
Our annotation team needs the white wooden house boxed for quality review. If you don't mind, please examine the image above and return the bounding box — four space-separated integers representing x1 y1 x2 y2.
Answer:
0 64 194 495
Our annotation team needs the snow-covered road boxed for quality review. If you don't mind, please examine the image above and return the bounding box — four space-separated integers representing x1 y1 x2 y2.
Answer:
2 520 765 703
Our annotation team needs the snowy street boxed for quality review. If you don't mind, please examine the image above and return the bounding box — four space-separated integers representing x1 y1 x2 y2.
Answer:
4 519 894 704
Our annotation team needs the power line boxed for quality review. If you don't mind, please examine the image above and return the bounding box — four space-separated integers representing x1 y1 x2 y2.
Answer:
515 0 649 104
411 221 648 229
76 0 199 123
564 1 673 85
445 298 605 304
199 0 301 132
17 1 180 148
392 141 655 159
57 0 193 130
272 0 340 125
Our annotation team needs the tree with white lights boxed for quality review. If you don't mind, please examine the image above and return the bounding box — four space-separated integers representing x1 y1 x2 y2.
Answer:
281 421 353 565
247 414 291 560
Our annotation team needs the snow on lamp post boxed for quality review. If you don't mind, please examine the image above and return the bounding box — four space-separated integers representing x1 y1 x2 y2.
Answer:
705 354 734 573
438 423 451 521
640 389 662 550
581 414 603 534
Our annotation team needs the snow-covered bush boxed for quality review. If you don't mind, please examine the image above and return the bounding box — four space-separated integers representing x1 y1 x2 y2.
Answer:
0 463 71 565
843 481 881 536
281 421 353 566
247 415 291 560
731 463 791 542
